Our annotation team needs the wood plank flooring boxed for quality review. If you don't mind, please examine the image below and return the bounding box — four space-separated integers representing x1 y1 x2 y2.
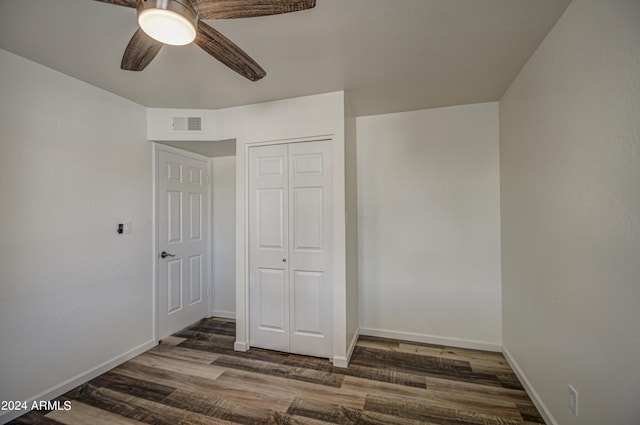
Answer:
9 318 545 425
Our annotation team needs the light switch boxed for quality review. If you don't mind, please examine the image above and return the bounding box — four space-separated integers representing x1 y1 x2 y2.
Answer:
123 221 133 235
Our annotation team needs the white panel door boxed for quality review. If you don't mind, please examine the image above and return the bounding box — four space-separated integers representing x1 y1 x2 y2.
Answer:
249 144 289 352
249 141 332 358
158 148 209 339
288 141 332 358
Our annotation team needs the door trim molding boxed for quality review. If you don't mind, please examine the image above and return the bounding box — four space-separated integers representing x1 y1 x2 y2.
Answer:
152 143 158 341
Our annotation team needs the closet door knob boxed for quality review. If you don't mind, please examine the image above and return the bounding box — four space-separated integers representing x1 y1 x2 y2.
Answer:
282 258 287 262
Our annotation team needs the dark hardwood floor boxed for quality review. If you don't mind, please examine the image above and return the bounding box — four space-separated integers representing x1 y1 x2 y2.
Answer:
10 318 545 424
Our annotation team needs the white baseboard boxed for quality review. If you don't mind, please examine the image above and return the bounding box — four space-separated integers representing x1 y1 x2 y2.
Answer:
332 355 348 368
0 339 156 425
210 310 236 320
234 341 249 352
333 328 360 368
359 327 502 352
502 346 557 425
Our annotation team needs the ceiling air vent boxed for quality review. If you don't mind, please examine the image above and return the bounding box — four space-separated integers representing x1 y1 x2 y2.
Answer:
171 115 204 133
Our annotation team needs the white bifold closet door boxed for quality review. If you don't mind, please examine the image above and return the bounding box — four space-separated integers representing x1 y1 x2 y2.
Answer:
249 140 333 358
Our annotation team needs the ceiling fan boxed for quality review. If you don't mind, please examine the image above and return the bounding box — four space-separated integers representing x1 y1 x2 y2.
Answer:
94 0 316 81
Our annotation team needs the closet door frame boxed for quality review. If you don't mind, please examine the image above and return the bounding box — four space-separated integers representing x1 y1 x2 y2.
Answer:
236 135 347 364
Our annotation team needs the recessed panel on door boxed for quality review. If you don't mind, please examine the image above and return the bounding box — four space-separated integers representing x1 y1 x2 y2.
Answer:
257 156 284 177
189 192 202 241
258 268 286 332
292 270 324 336
167 162 182 183
293 187 324 252
257 188 285 250
292 153 323 176
189 167 202 185
167 259 182 314
167 191 182 244
189 255 203 305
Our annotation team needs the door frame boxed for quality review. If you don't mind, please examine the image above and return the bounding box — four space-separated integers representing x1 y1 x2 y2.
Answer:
153 143 213 341
237 136 335 353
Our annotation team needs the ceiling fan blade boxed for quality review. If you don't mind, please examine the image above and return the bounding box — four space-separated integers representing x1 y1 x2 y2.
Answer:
121 29 163 71
191 0 315 20
195 21 266 81
92 0 137 8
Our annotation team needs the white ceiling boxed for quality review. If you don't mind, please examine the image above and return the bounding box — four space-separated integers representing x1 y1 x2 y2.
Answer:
0 0 571 116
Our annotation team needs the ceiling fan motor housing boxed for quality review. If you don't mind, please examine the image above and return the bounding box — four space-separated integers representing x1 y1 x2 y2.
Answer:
137 0 198 45
137 0 198 20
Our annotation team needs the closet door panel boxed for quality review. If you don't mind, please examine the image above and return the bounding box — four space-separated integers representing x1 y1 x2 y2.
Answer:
257 267 287 331
249 144 290 352
292 187 324 252
257 188 286 251
289 140 333 358
292 270 324 336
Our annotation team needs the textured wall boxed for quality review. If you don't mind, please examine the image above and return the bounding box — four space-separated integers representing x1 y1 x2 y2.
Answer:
500 1 640 424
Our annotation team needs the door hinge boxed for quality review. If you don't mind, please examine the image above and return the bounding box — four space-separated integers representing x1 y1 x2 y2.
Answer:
206 175 211 184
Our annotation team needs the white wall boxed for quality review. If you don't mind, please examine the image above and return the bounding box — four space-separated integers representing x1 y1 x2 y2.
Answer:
0 49 154 422
211 156 236 318
500 1 640 424
357 102 502 350
344 94 359 360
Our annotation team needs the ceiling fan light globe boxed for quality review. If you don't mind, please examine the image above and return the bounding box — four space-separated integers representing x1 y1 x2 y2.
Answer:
138 8 196 45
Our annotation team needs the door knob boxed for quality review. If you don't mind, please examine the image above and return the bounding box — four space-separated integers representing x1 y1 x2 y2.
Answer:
161 251 176 259
282 258 287 262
